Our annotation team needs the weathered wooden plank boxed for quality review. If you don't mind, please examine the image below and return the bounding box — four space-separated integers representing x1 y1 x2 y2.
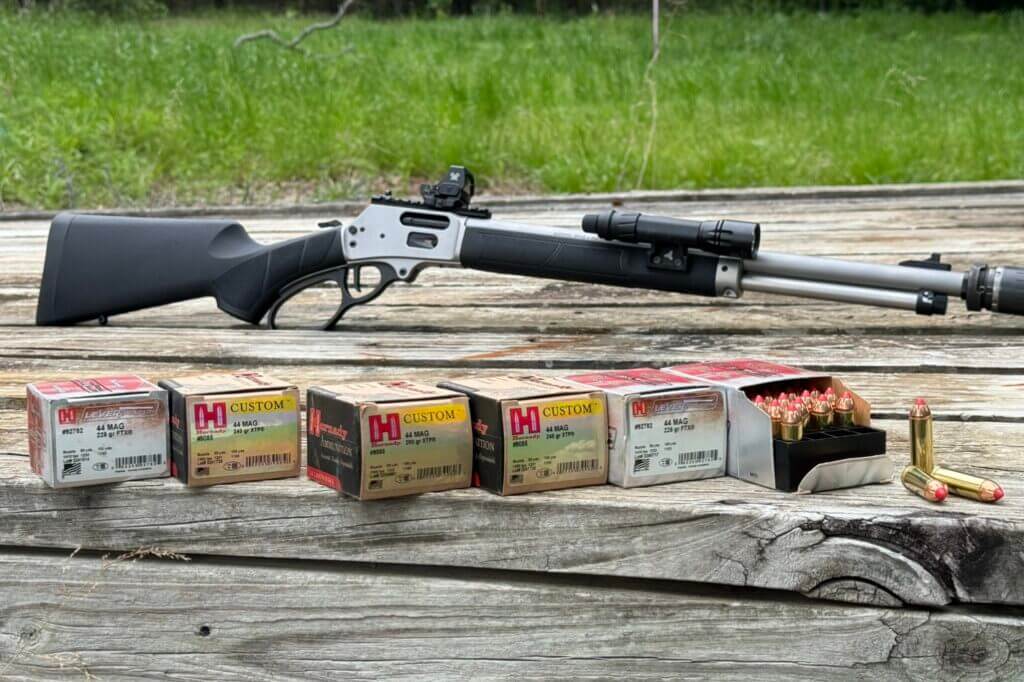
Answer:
0 415 1020 608
1 549 1021 680
4 286 1023 334
0 327 1021 377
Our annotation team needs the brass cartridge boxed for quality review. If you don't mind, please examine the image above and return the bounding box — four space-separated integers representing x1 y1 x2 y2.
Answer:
779 406 804 442
930 466 1004 503
791 399 808 426
909 398 934 473
768 400 783 438
834 391 855 428
901 465 948 503
809 398 832 431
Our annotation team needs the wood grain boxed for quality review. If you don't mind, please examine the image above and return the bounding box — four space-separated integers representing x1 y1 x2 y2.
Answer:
5 286 1024 333
1 416 1020 608
1 327 1023 374
1 549 1022 680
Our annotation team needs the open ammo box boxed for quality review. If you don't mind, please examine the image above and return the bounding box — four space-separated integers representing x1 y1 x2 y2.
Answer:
667 359 891 492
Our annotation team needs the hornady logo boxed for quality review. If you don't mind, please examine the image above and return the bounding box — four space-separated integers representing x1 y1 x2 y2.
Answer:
632 401 649 418
509 407 541 435
369 414 401 443
58 408 77 425
308 408 348 439
194 402 227 431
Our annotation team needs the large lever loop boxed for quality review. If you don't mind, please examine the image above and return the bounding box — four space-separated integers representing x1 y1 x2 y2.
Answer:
266 263 399 330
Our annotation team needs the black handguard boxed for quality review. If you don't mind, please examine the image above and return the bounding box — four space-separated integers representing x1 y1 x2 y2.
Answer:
36 213 347 325
459 224 722 296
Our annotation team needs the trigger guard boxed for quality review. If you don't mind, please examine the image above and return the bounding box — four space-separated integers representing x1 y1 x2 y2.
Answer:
266 263 399 330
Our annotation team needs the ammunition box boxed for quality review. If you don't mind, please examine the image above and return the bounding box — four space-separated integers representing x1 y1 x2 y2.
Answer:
667 359 891 493
562 368 726 487
438 375 608 495
26 375 168 488
160 372 300 487
306 380 473 500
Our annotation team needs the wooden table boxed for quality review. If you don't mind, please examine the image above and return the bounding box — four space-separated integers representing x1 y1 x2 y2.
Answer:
2 183 1023 679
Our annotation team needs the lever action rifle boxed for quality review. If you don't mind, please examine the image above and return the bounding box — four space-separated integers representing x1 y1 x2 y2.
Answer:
36 165 1024 329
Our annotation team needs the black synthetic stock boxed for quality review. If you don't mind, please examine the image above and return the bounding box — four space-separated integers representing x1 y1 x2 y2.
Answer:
36 213 347 325
459 225 720 296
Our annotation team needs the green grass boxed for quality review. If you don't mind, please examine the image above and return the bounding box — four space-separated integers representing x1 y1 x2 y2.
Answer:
1 8 1023 208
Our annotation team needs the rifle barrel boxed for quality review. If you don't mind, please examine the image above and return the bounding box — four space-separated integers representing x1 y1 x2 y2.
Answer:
743 251 964 296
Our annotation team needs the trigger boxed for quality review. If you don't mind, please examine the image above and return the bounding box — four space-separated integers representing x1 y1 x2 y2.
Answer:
352 265 363 293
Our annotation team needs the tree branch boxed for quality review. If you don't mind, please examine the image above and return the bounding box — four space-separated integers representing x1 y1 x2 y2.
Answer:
234 0 356 52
